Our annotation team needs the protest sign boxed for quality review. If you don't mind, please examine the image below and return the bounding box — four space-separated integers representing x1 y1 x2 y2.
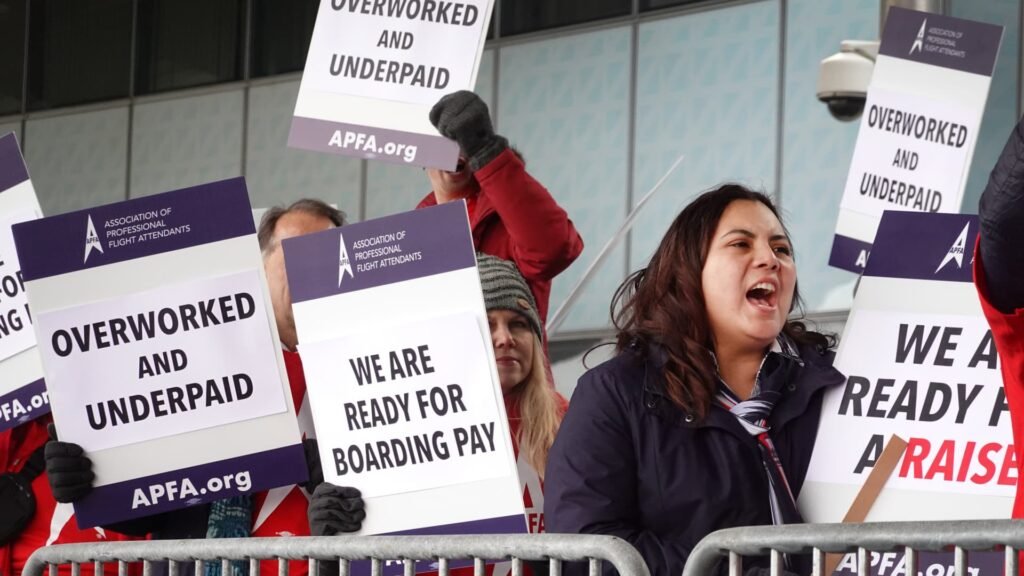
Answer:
12 178 306 527
803 210 1009 575
830 7 1002 273
0 133 47 432
288 0 493 170
284 201 524 545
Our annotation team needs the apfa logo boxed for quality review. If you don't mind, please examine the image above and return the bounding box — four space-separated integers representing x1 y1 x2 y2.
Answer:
935 222 970 274
83 215 104 263
910 19 927 55
338 232 353 287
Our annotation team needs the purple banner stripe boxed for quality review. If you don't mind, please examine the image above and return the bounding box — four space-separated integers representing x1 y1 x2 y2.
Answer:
14 178 256 282
288 116 460 171
352 514 527 576
0 378 49 433
74 443 307 529
387 513 526 536
0 133 30 193
880 6 1003 76
835 551 1002 576
284 201 476 304
863 211 977 283
828 234 874 274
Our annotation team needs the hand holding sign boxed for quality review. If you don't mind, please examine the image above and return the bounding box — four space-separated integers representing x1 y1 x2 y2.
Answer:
430 91 508 171
308 484 366 535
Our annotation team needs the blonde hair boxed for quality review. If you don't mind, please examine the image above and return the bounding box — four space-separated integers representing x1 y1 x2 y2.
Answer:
508 335 564 479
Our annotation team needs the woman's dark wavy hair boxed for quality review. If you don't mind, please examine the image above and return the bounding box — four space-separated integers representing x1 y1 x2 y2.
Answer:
611 184 834 419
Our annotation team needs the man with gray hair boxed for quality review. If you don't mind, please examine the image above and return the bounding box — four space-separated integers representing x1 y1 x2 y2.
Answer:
259 199 346 352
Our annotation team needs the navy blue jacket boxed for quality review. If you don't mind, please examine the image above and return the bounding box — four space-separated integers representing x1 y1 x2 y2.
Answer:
544 341 844 576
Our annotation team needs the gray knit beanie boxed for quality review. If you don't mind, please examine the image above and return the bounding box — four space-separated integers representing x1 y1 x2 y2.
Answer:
477 253 542 340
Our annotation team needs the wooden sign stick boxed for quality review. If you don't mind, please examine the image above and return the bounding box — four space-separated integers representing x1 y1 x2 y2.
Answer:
823 434 909 575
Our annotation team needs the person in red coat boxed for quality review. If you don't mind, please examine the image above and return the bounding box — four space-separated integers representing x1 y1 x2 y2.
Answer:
973 116 1024 522
1 414 142 576
416 91 584 331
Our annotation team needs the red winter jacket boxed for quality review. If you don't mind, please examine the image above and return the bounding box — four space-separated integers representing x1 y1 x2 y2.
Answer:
417 148 584 328
974 249 1024 520
0 415 143 576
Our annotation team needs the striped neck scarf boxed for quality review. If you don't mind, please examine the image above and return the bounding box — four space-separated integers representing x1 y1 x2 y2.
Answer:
714 335 803 527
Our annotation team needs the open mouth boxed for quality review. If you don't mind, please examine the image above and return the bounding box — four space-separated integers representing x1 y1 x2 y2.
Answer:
746 281 778 310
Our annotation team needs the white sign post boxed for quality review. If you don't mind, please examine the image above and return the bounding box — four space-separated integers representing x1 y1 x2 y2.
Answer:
288 0 494 170
0 132 47 432
829 7 1002 273
803 211 1010 575
13 178 306 528
284 201 524 548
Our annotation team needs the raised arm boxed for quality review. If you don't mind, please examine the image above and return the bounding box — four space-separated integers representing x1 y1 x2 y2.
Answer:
430 91 584 281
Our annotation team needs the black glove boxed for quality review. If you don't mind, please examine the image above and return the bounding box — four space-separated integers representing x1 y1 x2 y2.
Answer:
44 440 94 503
429 90 508 171
303 438 324 493
308 483 365 535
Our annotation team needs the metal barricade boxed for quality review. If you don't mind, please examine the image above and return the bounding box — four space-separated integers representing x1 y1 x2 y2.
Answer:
682 520 1024 576
22 534 650 576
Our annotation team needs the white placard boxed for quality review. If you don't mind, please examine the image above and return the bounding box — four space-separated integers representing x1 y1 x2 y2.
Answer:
828 8 1003 274
35 270 288 452
304 310 508 497
308 2 487 107
810 309 1010 497
288 0 494 169
0 208 40 363
839 89 973 218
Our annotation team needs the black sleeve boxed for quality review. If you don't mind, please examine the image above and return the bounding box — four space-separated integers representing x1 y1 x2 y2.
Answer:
978 115 1024 313
544 370 692 576
105 504 210 539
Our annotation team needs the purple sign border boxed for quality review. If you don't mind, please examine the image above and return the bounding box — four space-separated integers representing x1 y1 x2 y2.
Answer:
829 234 874 274
14 177 256 282
288 116 460 171
880 6 1003 76
284 201 476 304
0 133 30 193
0 378 49 432
863 210 977 283
74 443 307 529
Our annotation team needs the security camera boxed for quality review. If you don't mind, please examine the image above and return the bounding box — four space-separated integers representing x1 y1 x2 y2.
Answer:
816 40 879 122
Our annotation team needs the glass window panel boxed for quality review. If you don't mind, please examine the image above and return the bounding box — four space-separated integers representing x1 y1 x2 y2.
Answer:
25 107 129 215
497 27 631 332
500 0 630 37
135 0 245 95
26 0 132 111
780 0 877 312
250 0 318 78
0 0 26 115
130 90 244 197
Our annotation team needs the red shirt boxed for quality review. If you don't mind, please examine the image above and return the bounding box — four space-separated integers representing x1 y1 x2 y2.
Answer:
248 350 315 576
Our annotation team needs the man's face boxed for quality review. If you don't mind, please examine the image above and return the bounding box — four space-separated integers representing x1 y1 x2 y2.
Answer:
426 157 477 201
264 211 336 351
